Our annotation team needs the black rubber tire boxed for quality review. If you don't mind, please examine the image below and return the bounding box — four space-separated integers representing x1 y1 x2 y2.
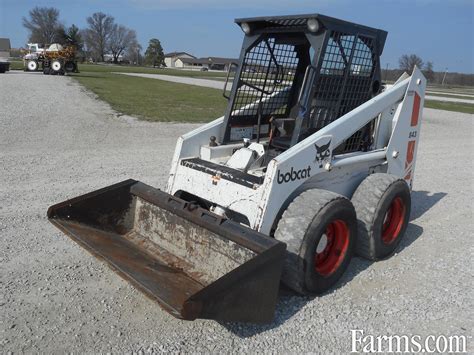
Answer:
275 189 357 295
64 61 75 72
352 173 411 261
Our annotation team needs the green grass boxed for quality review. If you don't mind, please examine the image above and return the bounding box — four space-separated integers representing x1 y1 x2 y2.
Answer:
77 63 229 78
71 71 228 122
425 100 474 114
70 63 473 121
8 60 23 70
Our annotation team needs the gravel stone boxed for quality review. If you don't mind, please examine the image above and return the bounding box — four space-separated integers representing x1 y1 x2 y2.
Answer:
0 71 472 353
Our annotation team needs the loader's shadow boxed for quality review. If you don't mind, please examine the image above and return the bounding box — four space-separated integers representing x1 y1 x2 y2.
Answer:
410 190 447 221
221 190 446 338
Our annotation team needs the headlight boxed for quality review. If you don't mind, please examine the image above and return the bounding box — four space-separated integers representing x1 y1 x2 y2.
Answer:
241 22 252 35
307 18 320 33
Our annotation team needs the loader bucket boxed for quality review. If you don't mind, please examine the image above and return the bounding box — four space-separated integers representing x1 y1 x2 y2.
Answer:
47 180 286 323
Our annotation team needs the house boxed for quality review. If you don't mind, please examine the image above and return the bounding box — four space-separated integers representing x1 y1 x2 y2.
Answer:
164 52 195 68
171 55 238 71
104 54 124 63
176 57 211 69
206 57 238 71
0 38 11 58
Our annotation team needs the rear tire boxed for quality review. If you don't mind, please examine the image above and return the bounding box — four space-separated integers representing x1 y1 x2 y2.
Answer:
352 173 411 260
64 61 75 72
275 189 357 295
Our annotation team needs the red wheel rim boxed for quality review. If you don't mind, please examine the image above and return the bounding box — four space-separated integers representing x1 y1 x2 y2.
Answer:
381 197 406 244
314 220 350 277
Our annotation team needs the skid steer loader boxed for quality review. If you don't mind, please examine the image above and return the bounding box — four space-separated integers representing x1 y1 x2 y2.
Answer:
48 14 426 323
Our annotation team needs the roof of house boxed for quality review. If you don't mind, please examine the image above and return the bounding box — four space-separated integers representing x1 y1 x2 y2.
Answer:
0 38 11 51
207 57 238 65
179 57 210 65
164 51 196 58
179 56 238 66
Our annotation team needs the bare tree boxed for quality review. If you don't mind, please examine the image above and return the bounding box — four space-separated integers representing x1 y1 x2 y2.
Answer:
22 7 64 44
125 38 142 65
84 12 115 62
108 25 137 63
399 54 424 73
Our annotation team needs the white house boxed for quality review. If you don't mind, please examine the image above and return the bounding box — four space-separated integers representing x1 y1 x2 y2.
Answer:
164 52 195 68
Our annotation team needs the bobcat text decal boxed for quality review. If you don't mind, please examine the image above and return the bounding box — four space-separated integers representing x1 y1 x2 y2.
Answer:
277 166 311 184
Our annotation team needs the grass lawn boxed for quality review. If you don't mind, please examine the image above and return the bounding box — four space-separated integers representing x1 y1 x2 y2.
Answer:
71 71 228 122
77 63 230 79
7 60 23 70
68 63 474 121
425 100 474 114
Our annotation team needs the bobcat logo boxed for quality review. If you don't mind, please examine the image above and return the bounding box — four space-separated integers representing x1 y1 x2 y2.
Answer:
314 140 331 168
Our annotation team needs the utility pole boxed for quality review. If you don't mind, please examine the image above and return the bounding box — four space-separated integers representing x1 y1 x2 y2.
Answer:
442 67 448 86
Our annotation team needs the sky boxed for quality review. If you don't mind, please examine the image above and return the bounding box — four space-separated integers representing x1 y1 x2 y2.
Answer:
0 0 473 73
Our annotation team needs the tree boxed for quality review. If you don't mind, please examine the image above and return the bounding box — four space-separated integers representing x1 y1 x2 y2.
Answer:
144 38 165 67
125 39 142 65
84 12 115 62
399 54 424 73
424 61 435 82
108 25 137 64
58 24 83 50
22 7 64 44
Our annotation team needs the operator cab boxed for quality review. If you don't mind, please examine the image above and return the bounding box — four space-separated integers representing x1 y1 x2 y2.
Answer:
200 14 386 176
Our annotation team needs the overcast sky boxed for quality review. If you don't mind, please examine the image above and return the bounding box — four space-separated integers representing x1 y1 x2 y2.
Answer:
1 0 473 73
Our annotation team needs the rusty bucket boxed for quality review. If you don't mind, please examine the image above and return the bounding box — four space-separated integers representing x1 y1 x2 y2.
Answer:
47 180 286 323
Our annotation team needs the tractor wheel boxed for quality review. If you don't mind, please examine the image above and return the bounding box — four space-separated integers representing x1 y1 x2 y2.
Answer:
51 60 62 73
64 61 75 72
27 60 38 71
352 173 411 260
275 189 356 295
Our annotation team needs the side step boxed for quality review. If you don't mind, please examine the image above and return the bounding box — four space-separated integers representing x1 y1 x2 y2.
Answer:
47 180 286 323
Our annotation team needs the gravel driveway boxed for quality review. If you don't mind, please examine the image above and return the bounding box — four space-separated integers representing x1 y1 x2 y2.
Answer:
1 72 472 353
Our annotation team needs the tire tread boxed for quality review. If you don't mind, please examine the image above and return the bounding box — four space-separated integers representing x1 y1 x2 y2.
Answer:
275 189 348 293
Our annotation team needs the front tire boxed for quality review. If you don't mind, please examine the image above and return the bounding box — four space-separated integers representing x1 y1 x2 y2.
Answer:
352 173 411 260
27 60 38 71
275 189 357 294
51 60 62 73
